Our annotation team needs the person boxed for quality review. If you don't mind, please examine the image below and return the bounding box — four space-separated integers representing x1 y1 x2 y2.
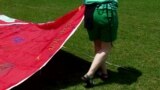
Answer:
81 0 119 87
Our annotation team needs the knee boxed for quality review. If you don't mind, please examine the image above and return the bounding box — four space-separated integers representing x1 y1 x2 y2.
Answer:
97 49 108 56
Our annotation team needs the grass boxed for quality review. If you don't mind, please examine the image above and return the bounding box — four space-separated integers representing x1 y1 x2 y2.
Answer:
0 0 160 90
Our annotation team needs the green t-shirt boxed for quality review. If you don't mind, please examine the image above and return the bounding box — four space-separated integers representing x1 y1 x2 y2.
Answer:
84 0 118 4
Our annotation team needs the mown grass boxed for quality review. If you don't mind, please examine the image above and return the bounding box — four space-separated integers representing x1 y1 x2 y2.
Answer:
0 0 160 90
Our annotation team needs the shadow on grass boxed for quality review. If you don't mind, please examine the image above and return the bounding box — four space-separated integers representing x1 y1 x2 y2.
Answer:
95 67 142 87
12 50 142 90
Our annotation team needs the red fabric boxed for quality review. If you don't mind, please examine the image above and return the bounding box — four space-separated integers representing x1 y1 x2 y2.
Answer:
0 5 84 90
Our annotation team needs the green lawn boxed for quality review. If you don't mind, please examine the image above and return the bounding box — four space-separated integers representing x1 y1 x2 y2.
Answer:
0 0 160 90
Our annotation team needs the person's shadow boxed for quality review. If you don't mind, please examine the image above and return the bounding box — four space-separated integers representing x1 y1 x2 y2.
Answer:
12 50 142 90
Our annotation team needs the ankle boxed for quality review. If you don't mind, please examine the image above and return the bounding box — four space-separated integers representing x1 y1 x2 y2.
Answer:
84 74 93 79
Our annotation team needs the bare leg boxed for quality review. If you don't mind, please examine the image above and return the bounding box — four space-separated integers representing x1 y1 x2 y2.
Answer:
85 40 112 77
94 40 108 74
100 61 108 74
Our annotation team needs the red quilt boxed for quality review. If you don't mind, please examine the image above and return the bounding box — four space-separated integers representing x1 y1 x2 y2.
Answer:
0 5 84 90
